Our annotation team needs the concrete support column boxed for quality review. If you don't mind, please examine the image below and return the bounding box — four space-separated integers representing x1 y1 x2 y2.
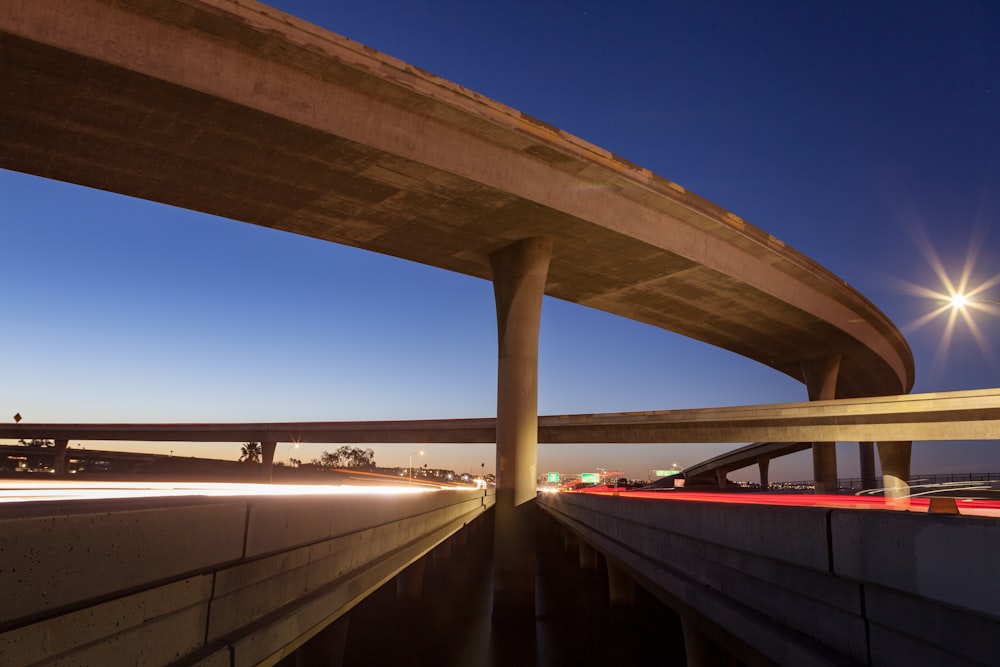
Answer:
714 468 728 489
877 440 912 498
454 524 468 550
681 616 735 667
396 558 427 601
579 540 599 571
561 528 577 553
859 441 877 490
261 441 277 481
490 237 553 618
433 536 453 565
52 439 68 476
801 355 841 493
757 457 770 490
295 614 350 667
606 560 636 608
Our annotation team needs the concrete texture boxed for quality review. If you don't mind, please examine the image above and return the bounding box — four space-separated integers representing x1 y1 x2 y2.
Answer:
0 0 912 400
540 492 1000 666
830 510 1000 619
0 489 494 666
0 498 247 626
0 576 214 666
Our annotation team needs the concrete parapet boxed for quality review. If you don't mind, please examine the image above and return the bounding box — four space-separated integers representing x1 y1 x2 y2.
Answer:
830 510 1000 618
0 498 247 627
0 576 214 666
540 492 999 666
0 489 494 666
831 510 1000 666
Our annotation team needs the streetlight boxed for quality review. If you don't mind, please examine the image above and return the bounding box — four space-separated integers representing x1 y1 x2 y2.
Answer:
409 450 425 484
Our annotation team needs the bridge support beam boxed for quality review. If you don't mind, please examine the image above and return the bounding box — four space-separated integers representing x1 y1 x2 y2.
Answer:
606 559 636 608
859 441 877 490
757 457 770 490
802 355 841 493
681 616 736 667
52 439 68 476
579 540 599 571
294 614 349 667
397 558 427 600
490 237 553 618
877 440 911 498
261 440 277 481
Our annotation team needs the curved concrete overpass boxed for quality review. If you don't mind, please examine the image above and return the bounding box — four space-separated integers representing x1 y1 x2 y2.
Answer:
0 0 912 398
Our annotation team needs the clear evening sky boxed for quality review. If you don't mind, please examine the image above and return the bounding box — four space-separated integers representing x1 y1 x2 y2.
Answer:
2 0 998 481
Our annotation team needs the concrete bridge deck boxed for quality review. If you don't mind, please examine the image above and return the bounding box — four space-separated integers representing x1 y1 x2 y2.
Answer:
3 387 999 447
0 0 911 399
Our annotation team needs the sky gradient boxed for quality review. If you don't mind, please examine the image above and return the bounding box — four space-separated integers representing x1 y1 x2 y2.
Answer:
3 0 999 481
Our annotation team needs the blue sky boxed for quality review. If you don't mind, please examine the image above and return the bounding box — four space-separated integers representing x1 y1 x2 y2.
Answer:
2 0 998 481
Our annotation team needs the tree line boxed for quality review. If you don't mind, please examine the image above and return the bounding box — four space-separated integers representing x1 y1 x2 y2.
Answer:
239 442 376 470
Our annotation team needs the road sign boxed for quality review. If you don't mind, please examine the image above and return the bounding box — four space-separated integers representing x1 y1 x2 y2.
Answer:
547 472 560 483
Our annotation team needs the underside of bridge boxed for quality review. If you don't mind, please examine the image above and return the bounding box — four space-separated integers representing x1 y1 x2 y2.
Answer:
0 0 912 400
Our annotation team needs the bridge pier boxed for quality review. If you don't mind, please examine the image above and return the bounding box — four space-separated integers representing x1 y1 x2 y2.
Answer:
859 441 877 489
52 438 68 476
757 456 770 489
490 237 553 618
802 355 841 493
877 440 911 497
291 614 349 667
396 558 427 600
261 440 277 481
681 616 739 667
606 559 636 609
579 539 600 571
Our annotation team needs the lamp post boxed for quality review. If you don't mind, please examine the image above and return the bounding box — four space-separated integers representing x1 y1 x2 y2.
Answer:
409 450 425 484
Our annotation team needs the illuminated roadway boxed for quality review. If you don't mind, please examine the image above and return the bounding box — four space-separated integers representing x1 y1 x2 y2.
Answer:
2 478 998 517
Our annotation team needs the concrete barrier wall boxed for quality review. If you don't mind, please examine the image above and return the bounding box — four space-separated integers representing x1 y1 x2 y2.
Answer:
539 493 999 667
0 489 493 666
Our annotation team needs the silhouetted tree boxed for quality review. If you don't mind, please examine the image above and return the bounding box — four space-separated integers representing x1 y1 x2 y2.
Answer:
314 446 376 471
239 442 262 463
18 439 53 447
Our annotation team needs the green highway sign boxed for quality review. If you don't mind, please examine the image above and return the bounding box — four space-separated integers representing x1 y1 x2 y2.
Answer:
656 469 681 477
580 472 600 484
547 472 560 483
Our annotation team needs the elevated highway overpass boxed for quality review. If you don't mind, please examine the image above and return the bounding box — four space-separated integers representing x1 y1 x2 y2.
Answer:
0 0 966 652
0 0 911 399
4 387 998 486
0 0 918 618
